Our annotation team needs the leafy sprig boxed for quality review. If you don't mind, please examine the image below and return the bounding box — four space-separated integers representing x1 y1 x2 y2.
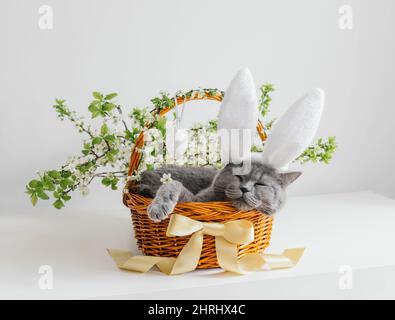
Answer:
27 92 134 209
88 92 118 118
296 136 338 164
258 83 275 118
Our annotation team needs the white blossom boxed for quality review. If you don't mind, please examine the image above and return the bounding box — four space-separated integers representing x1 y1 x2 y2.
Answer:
160 173 172 184
79 184 90 196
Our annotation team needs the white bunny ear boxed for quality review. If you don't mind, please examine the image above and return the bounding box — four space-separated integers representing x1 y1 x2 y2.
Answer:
261 88 325 169
218 68 258 164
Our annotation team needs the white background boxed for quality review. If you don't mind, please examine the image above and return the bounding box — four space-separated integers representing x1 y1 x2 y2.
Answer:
0 0 394 215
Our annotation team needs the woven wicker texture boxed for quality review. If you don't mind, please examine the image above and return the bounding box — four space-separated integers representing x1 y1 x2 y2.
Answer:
123 91 273 269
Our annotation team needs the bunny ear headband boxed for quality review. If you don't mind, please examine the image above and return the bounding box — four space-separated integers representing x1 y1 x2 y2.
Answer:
218 68 325 170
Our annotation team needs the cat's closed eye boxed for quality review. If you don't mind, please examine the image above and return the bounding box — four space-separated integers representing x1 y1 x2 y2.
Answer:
234 175 242 182
255 182 269 187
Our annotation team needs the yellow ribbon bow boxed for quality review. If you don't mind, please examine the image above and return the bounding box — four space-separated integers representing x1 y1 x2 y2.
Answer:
108 214 304 275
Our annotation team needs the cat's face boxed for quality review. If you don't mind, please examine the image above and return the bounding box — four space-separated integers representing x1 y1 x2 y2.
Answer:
213 162 301 215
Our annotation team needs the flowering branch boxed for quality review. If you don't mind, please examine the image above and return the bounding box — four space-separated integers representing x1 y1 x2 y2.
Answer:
26 92 135 208
26 85 337 209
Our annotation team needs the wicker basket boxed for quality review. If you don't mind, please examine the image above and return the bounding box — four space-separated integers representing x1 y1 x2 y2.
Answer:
123 91 273 269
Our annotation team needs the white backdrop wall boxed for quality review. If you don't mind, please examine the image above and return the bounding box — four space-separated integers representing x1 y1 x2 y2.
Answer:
0 0 394 214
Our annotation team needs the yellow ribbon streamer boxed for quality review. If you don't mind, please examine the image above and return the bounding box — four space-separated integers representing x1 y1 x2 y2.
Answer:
108 214 304 275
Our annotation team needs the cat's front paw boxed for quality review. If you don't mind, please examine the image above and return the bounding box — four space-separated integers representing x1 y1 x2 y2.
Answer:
225 184 243 199
257 202 276 216
147 200 176 222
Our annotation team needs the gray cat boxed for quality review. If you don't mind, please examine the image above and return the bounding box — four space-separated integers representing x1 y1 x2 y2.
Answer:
133 162 301 222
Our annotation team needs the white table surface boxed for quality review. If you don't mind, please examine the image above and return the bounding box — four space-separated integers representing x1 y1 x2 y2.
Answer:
1 191 394 299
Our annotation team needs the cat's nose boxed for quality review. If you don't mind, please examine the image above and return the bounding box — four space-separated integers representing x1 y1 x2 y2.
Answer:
240 187 249 193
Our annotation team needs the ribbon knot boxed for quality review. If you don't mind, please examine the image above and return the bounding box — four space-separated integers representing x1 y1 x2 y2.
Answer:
167 214 254 244
108 214 304 275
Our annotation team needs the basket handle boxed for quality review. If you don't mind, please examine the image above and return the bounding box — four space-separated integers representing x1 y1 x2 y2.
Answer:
127 90 267 176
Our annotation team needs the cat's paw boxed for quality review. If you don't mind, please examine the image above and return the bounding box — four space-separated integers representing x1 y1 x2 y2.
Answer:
257 202 276 216
231 199 253 211
147 200 176 222
243 192 262 208
225 184 243 199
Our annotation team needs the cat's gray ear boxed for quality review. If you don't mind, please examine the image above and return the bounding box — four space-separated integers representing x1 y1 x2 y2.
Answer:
279 171 302 187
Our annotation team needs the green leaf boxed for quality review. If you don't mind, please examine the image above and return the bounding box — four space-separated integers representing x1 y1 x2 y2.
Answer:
157 118 167 137
101 177 112 186
92 137 103 145
44 181 55 191
61 171 72 178
60 179 69 189
100 123 109 136
83 142 91 150
48 170 61 179
105 93 118 100
25 186 33 195
91 110 100 118
53 199 65 209
29 180 40 188
31 194 38 206
104 134 116 143
106 153 115 162
55 98 65 105
88 103 99 113
37 191 50 200
102 103 115 112
93 92 103 100
61 194 71 201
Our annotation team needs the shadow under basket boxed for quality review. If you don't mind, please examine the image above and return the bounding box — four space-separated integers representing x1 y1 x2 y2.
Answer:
123 192 273 269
